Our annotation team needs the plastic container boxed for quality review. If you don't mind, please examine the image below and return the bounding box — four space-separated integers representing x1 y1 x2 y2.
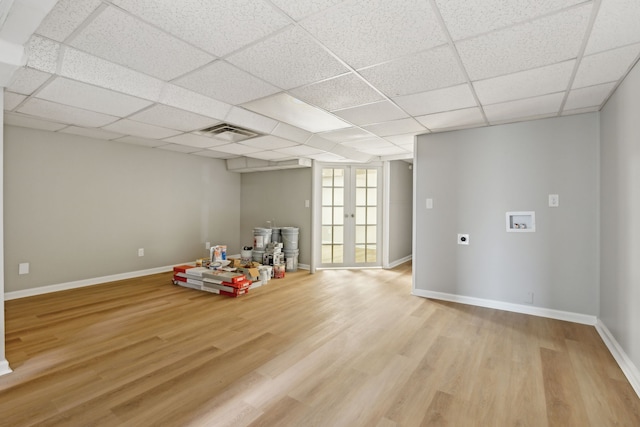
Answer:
252 250 265 263
281 227 299 250
253 227 272 249
241 247 252 265
284 249 299 272
270 227 282 243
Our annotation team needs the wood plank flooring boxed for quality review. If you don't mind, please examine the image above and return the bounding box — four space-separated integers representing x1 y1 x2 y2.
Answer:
1 262 639 426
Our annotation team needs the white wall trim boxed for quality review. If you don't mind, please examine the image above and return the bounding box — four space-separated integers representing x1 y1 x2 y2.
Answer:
4 264 187 300
387 255 412 269
382 161 390 268
412 288 597 325
0 359 11 377
298 263 310 271
595 319 640 399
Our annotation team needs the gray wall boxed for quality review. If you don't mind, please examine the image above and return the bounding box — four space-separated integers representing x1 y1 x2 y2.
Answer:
240 168 312 266
388 160 413 264
4 126 241 292
600 60 640 371
414 114 600 315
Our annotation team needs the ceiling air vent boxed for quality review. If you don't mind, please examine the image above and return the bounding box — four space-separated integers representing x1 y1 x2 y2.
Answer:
195 123 261 143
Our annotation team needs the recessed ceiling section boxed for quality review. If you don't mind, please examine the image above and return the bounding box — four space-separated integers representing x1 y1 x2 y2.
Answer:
35 0 102 42
174 61 281 105
163 133 229 149
243 92 351 133
239 135 298 150
112 0 291 57
155 144 201 154
300 0 447 69
6 67 52 95
36 77 153 117
4 112 67 132
416 107 485 131
456 4 592 80
59 126 124 141
318 127 376 143
3 91 27 110
227 26 349 90
393 84 477 117
69 6 215 81
129 105 220 133
484 92 565 124
113 136 168 148
289 73 384 112
362 118 426 137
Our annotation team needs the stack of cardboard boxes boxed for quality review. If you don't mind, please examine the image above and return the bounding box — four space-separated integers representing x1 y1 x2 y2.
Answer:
172 265 252 298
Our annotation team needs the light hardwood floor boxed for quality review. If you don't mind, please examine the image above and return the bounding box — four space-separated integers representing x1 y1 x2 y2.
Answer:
1 262 639 426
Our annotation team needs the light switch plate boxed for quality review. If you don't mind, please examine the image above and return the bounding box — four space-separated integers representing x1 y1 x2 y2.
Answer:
549 194 559 207
19 262 29 275
426 198 433 209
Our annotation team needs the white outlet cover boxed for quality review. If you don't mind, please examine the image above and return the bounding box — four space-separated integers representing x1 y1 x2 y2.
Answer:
458 234 469 245
19 262 30 274
549 194 559 207
138 248 144 256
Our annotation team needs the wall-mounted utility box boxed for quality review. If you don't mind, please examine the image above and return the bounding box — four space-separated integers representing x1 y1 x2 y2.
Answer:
506 211 535 232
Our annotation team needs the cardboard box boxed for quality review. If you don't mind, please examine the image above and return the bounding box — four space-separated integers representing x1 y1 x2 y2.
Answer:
202 270 245 284
238 267 260 282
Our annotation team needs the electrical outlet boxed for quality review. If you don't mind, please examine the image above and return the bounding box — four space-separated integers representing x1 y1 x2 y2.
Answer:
426 198 433 209
205 242 211 250
138 248 144 257
19 262 29 275
457 234 469 245
549 194 559 207
305 199 310 208
525 292 534 304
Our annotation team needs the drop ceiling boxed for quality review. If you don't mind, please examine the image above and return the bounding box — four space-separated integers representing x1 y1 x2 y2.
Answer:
2 0 640 169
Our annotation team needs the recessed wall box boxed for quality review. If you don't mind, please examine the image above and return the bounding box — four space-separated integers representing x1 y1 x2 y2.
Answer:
506 211 535 232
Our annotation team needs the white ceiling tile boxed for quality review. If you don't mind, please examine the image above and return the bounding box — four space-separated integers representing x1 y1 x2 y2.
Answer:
474 60 575 105
271 122 312 144
225 107 279 134
228 26 348 90
59 126 125 140
289 73 383 111
36 77 152 117
300 0 447 69
36 0 102 42
192 150 239 159
3 92 26 110
113 0 291 57
333 100 408 125
359 45 466 97
561 105 601 116
129 105 219 132
242 93 351 132
239 135 298 150
563 82 617 111
436 0 585 41
60 48 164 101
484 92 564 123
305 135 337 151
317 127 376 143
457 4 592 80
416 107 486 130
211 143 263 155
163 133 228 149
113 136 168 148
275 145 325 156
155 143 201 154
357 145 410 156
17 98 119 127
70 7 214 81
7 68 52 95
305 152 349 162
4 112 67 131
363 118 426 137
102 119 182 139
573 44 640 89
585 0 640 54
159 85 231 121
341 137 392 149
175 61 280 105
270 0 346 20
245 150 294 161
26 36 60 74
393 84 477 116
385 133 420 146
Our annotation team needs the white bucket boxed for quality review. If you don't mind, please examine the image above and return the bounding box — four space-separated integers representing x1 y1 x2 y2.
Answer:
284 249 299 272
253 227 272 249
281 227 299 250
270 227 282 243
252 250 265 263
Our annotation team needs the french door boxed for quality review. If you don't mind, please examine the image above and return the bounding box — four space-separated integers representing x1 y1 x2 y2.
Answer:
319 165 382 268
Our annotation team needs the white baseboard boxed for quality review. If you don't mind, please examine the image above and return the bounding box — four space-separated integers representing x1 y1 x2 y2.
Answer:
298 263 310 271
4 264 187 300
386 255 412 269
0 359 12 377
595 320 640 399
411 288 597 325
